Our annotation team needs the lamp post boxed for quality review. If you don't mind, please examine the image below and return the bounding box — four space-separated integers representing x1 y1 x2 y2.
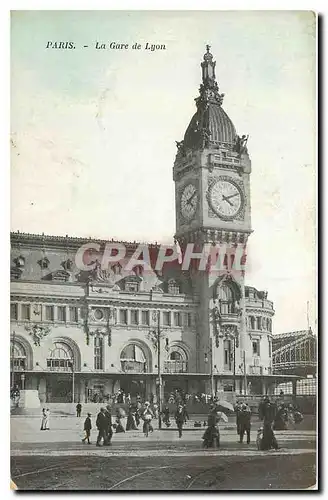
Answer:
149 311 164 430
233 337 236 393
205 337 214 398
11 330 16 390
69 358 75 403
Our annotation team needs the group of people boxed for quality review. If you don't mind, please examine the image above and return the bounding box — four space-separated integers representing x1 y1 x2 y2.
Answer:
81 401 157 445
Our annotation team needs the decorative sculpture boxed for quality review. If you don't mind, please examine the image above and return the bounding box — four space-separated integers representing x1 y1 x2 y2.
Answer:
25 324 51 346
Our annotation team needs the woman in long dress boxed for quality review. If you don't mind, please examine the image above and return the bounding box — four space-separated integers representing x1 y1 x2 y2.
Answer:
126 406 138 431
202 408 221 448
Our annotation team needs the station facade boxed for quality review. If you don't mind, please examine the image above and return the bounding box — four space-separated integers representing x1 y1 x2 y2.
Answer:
11 48 283 403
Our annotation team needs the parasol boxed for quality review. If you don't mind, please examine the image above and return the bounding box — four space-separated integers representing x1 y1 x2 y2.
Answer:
216 411 228 423
215 400 234 412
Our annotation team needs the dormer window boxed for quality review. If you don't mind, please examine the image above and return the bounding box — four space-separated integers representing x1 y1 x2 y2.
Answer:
38 256 50 269
167 279 180 295
14 255 25 268
133 265 143 277
62 259 73 271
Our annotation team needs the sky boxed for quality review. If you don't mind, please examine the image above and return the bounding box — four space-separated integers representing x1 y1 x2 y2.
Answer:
10 10 316 334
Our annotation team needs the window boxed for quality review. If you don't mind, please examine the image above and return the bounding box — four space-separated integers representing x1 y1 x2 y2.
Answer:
163 311 171 326
120 309 128 324
268 340 272 357
125 281 139 292
252 340 260 356
11 342 26 370
223 340 232 370
168 279 180 295
174 312 182 327
257 317 262 330
187 313 192 327
131 310 139 325
170 351 182 361
141 310 150 326
45 305 54 321
94 336 103 370
250 316 255 329
10 304 18 320
120 344 146 373
47 342 73 371
57 306 66 322
21 304 30 321
69 307 78 323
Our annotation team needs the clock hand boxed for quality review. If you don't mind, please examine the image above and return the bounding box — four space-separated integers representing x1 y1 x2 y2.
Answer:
224 193 240 200
222 195 233 207
186 191 197 205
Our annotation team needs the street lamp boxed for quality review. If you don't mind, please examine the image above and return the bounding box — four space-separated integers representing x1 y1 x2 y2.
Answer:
69 357 75 403
149 311 164 430
11 330 16 390
204 337 215 399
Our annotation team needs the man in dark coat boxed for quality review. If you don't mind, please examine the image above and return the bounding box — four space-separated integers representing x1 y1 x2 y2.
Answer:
96 408 107 446
103 405 113 445
260 397 279 450
235 401 243 435
82 413 92 444
239 403 251 444
175 404 185 438
182 404 189 423
76 403 82 417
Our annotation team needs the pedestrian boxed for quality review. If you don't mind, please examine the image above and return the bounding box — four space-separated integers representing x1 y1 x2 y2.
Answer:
235 400 243 435
239 403 251 444
44 408 50 430
76 402 82 417
104 405 113 445
40 408 47 430
126 405 138 431
162 405 170 427
96 408 107 446
142 402 154 436
175 404 185 438
115 408 126 433
259 396 279 450
182 404 189 423
202 406 220 448
82 413 92 444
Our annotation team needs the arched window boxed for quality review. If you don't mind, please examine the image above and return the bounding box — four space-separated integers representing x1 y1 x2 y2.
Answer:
165 347 188 373
10 341 26 371
257 317 262 330
47 342 73 371
250 316 256 329
120 344 147 373
170 351 183 361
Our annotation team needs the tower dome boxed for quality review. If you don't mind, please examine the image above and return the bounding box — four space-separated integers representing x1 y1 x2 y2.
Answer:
181 45 237 151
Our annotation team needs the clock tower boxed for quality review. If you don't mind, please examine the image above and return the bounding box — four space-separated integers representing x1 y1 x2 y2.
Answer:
173 46 253 391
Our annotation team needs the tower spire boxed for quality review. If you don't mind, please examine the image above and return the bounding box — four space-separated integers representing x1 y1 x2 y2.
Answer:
197 45 225 108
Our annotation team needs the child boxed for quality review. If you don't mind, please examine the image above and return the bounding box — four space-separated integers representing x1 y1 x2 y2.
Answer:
82 413 92 444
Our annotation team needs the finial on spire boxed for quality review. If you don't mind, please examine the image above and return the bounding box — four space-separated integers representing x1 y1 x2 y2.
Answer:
203 44 213 62
197 46 225 108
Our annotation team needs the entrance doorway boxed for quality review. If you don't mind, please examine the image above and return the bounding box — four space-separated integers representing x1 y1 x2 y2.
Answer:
120 379 146 401
47 377 72 402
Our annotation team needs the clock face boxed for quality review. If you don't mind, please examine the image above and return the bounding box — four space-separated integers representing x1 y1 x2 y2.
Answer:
208 179 244 219
180 183 198 221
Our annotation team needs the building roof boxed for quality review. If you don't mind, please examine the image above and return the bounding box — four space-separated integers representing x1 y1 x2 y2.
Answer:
184 106 236 150
182 46 237 151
